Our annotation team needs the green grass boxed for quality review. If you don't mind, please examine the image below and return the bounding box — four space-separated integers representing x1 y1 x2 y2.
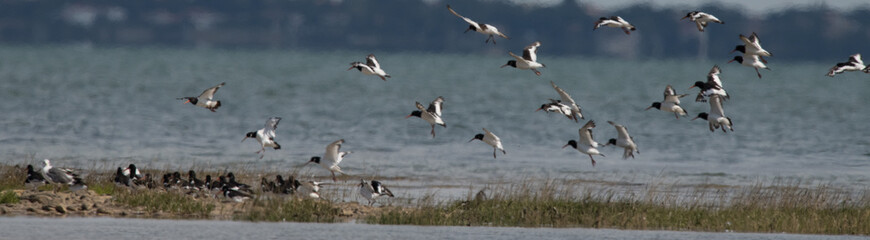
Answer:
0 190 19 204
114 190 215 218
0 165 25 191
234 197 340 222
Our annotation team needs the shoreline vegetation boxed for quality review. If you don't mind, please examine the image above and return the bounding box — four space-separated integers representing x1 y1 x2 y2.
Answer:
1 164 868 235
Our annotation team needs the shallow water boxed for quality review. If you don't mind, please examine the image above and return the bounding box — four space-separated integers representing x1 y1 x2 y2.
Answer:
0 217 865 240
1 45 868 196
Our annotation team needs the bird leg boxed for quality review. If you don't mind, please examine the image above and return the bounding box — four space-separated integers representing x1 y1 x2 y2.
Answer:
379 76 387 81
674 112 680 119
589 155 597 167
430 125 436 138
755 68 762 79
532 69 542 76
760 56 768 64
332 171 337 182
492 148 497 159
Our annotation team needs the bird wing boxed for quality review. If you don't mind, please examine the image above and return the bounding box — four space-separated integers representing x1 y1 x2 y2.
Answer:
709 95 726 117
608 121 631 140
664 85 688 104
850 54 863 66
523 41 541 62
483 128 501 141
265 117 281 132
740 32 764 53
325 139 345 163
551 81 581 120
446 5 480 28
578 120 597 146
707 65 723 89
372 181 394 197
508 52 527 63
197 82 225 100
365 54 381 69
427 96 444 117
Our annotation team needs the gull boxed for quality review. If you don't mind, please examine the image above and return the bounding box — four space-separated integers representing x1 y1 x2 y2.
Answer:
646 85 688 119
692 95 733 133
177 82 225 112
348 54 391 81
469 128 506 159
406 96 446 138
242 117 282 159
563 120 605 167
691 65 729 102
593 16 636 35
359 179 395 206
446 4 509 44
42 159 75 185
826 54 866 77
501 41 545 76
681 11 724 32
307 139 351 182
604 121 639 159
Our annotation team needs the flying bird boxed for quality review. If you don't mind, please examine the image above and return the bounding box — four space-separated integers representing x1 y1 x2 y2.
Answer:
563 120 605 167
729 54 770 79
691 65 729 102
177 82 225 112
548 81 583 122
731 32 771 63
826 53 866 77
593 16 636 35
501 41 545 76
604 121 639 159
469 128 506 159
646 85 689 119
681 11 724 32
692 95 733 133
307 139 351 182
446 4 509 44
406 96 446 138
348 54 391 81
242 117 282 159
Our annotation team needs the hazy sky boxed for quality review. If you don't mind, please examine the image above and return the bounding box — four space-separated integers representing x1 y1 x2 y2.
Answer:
493 0 870 16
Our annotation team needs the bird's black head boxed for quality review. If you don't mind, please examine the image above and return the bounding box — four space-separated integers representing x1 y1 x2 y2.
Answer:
308 156 321 164
468 133 485 143
728 55 744 64
465 24 478 33
500 60 517 68
692 112 709 121
606 138 617 146
115 167 124 175
205 175 211 183
242 132 257 142
598 17 608 21
681 12 694 20
730 45 746 54
536 104 548 112
276 175 284 183
26 164 35 173
562 140 578 149
128 163 137 171
645 102 662 110
180 97 198 105
405 110 422 119
227 172 236 181
691 81 706 89
188 170 196 178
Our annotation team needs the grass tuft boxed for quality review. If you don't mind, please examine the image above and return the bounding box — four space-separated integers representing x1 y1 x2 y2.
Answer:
235 197 340 222
114 190 214 218
0 190 19 204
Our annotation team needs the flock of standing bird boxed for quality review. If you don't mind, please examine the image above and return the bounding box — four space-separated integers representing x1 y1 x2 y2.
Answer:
19 4 868 205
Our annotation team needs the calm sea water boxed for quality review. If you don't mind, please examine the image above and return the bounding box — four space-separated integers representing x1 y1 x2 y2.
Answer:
0 217 865 240
1 45 868 194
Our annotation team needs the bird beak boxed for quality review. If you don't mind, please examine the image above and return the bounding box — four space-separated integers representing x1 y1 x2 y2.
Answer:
644 106 653 111
468 138 476 143
183 99 191 104
689 85 696 89
500 64 509 68
464 28 471 33
729 49 737 54
691 116 699 121
727 59 735 63
241 137 249 142
680 16 688 20
346 66 355 71
561 143 570 149
404 114 413 119
535 107 543 112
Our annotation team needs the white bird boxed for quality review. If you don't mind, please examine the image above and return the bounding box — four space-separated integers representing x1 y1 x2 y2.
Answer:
536 99 572 119
122 163 143 180
359 179 394 206
469 128 506 159
563 120 605 167
593 16 636 35
826 54 866 77
348 54 391 81
406 96 446 138
501 41 545 76
736 32 772 58
681 11 724 32
692 95 733 133
604 121 639 159
307 139 351 182
646 85 689 119
446 4 509 44
41 159 75 185
296 180 323 199
691 65 729 102
729 54 770 79
242 117 282 159
549 81 583 122
177 82 225 112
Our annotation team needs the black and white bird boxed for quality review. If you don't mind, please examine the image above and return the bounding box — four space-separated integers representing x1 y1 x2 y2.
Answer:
729 54 770 79
406 96 446 138
548 81 583 122
563 120 605 167
307 139 351 182
446 4 509 44
221 185 252 202
24 164 47 187
41 159 76 185
731 32 771 65
692 95 733 133
536 99 572 119
242 117 282 159
469 128 506 159
122 164 142 180
646 85 689 119
359 179 395 206
188 170 205 190
826 54 866 77
691 65 729 102
501 41 545 76
604 121 639 159
593 16 636 35
681 11 724 32
348 54 391 81
177 82 225 112
114 167 132 187
296 180 322 199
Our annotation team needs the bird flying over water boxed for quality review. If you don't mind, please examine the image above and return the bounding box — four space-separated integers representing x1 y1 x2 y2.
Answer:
692 95 733 133
826 53 866 77
177 82 225 112
691 65 729 102
646 85 688 119
604 121 639 160
681 11 724 32
348 54 391 81
502 41 545 76
447 4 509 44
593 16 636 35
307 139 351 182
469 128 505 159
242 117 282 159
406 96 446 138
563 120 605 167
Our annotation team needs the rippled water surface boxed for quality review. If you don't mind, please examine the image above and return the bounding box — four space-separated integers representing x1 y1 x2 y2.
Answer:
1 46 868 193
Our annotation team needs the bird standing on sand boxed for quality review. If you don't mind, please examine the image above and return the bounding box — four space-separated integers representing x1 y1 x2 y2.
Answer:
348 54 391 81
406 96 446 138
604 121 639 159
308 139 351 182
646 85 689 119
563 120 605 167
681 11 724 32
242 117 282 159
501 41 545 76
593 16 636 35
359 179 395 206
177 82 225 112
446 4 509 44
469 128 506 159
